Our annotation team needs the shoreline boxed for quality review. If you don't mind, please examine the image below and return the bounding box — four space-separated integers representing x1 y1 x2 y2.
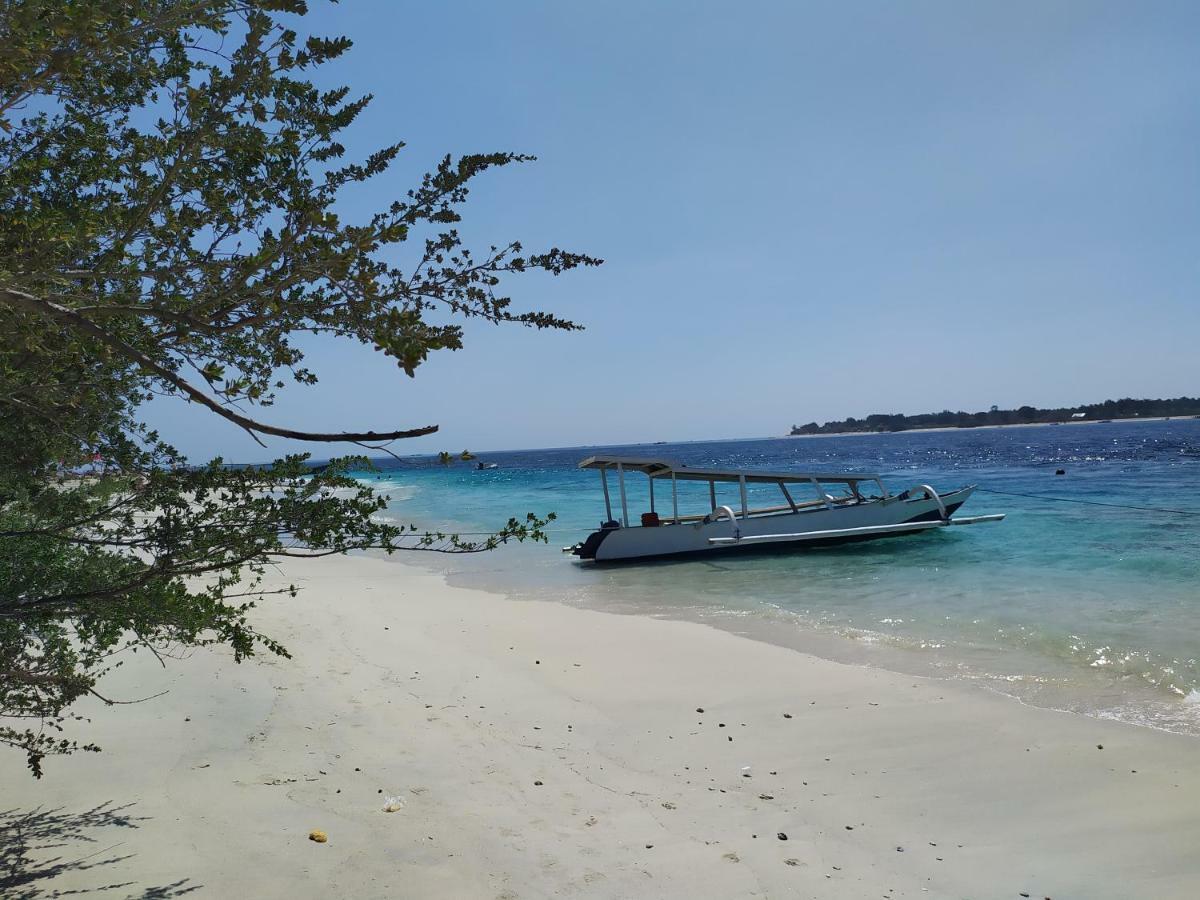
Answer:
405 542 1200 743
786 414 1193 438
4 553 1200 898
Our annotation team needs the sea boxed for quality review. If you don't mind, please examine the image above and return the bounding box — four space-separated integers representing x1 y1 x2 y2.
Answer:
346 419 1200 738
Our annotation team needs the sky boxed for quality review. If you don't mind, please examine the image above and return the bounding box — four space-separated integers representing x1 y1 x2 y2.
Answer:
145 0 1200 461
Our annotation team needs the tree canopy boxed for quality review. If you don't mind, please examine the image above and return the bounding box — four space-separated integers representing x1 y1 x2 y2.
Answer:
0 0 600 775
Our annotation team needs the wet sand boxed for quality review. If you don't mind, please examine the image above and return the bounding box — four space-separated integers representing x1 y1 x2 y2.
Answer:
3 553 1199 898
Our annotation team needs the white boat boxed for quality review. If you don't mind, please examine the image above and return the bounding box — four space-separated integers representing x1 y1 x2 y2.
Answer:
565 456 1004 563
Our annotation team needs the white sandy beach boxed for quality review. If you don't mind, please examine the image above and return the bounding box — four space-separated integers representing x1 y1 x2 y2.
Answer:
3 552 1199 899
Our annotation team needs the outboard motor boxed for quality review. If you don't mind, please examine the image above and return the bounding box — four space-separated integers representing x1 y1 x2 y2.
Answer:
572 520 621 560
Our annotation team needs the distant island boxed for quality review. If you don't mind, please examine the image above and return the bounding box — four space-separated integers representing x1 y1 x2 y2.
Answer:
790 397 1200 435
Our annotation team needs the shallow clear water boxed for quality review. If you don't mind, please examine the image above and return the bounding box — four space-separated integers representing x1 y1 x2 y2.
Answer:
350 420 1200 736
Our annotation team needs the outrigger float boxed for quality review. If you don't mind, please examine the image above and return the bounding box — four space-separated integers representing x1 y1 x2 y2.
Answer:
565 456 1004 563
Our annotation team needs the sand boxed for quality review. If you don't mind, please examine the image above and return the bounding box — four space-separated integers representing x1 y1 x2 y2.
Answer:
3 552 1199 899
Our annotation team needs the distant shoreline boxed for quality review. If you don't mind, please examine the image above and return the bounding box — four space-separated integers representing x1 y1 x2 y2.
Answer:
786 415 1194 438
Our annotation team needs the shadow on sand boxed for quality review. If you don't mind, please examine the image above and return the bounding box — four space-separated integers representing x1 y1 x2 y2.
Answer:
0 801 200 899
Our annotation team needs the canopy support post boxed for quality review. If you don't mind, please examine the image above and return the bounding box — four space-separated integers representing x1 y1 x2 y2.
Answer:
617 463 629 527
780 481 799 512
672 472 679 524
649 474 655 514
709 480 717 513
739 475 748 518
810 476 834 510
600 469 612 522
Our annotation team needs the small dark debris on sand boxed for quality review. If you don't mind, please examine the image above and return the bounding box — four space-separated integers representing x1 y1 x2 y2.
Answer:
777 832 788 841
533 780 543 786
696 707 705 713
783 713 792 718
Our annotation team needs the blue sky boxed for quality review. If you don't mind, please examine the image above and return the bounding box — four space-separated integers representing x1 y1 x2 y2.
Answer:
147 0 1200 461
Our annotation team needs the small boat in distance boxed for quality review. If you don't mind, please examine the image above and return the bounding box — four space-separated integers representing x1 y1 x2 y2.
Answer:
566 456 1004 563
476 462 499 470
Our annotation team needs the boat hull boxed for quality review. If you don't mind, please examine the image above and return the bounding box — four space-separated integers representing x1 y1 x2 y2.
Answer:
574 487 974 563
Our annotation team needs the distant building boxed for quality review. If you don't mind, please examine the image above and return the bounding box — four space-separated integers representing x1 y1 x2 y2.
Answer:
1071 412 1087 419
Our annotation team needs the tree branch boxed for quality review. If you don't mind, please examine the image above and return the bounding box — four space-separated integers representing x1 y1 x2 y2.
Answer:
1 286 438 444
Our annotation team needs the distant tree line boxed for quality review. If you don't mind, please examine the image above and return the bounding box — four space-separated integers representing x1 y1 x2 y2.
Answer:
790 397 1200 435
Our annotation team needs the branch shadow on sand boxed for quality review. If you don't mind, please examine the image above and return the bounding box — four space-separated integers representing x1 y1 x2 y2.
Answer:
0 801 200 899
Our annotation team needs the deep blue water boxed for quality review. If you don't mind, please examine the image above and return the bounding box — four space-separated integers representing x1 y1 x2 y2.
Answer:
350 420 1200 735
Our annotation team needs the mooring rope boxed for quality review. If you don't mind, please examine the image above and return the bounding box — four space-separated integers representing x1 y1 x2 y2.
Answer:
974 487 1200 517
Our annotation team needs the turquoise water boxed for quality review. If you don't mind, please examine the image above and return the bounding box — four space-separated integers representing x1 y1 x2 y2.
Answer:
351 420 1200 735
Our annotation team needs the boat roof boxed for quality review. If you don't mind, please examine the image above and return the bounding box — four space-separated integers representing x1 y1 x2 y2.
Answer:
577 455 880 484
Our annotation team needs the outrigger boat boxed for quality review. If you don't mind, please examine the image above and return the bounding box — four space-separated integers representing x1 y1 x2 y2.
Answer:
565 456 1004 563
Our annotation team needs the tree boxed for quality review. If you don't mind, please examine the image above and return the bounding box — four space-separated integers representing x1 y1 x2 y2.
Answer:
0 0 600 775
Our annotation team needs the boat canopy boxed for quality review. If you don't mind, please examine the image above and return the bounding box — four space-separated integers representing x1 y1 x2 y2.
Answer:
577 455 880 486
